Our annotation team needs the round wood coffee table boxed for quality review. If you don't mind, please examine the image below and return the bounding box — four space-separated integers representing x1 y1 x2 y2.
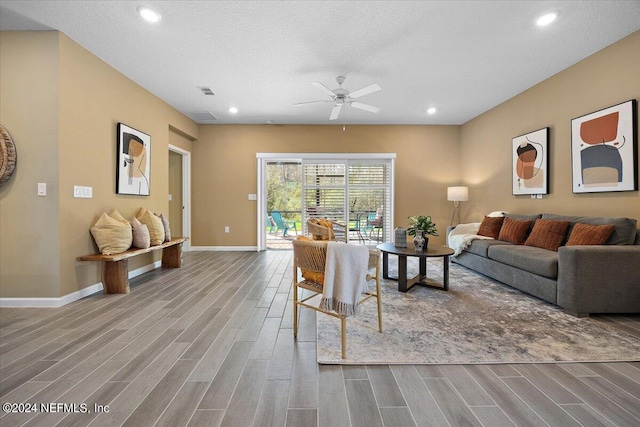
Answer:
376 243 455 292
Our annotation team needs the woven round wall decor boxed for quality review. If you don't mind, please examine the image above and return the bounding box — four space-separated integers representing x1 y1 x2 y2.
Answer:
0 125 17 187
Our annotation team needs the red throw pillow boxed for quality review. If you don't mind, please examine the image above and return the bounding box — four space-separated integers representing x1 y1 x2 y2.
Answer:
498 217 533 245
477 216 504 239
524 219 571 251
566 223 616 246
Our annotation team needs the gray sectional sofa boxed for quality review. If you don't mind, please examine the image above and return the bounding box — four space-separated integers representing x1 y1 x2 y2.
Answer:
448 214 640 317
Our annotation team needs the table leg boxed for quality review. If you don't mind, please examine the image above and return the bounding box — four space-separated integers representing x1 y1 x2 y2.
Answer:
398 255 408 292
382 251 390 279
419 256 427 279
443 255 450 291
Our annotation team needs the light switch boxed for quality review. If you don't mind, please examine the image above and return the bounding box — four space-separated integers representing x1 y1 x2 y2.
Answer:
168 194 173 201
248 194 257 201
37 183 46 196
74 185 93 198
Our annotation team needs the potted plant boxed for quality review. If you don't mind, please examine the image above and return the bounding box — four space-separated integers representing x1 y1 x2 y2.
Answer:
407 215 438 250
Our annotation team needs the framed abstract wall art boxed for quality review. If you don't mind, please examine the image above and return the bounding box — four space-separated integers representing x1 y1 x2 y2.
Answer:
116 123 151 195
571 100 637 193
512 127 549 195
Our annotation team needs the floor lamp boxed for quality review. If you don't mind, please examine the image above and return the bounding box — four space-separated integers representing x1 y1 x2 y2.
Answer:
448 186 468 225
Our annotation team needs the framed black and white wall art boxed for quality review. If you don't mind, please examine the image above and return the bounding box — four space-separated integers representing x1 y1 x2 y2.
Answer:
116 123 151 195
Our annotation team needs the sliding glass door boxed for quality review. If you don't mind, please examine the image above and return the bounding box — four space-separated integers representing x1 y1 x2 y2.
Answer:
257 153 395 250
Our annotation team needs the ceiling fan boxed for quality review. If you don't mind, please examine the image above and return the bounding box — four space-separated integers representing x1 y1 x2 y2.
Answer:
295 76 381 120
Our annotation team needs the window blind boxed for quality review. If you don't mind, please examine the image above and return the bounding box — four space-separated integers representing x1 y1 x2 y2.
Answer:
302 159 392 242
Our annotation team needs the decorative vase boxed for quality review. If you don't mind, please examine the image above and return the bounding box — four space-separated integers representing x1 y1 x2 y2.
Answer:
394 226 407 248
413 230 425 251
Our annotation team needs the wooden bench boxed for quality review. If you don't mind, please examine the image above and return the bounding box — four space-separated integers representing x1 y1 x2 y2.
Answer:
77 237 188 294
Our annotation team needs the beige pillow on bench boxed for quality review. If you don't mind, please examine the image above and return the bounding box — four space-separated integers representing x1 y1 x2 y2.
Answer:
90 211 133 255
136 208 165 245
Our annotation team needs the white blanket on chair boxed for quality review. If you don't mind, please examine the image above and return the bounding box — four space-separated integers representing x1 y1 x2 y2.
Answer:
320 242 370 317
448 222 493 256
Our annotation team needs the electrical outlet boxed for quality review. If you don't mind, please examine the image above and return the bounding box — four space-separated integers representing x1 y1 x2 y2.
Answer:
225 226 230 233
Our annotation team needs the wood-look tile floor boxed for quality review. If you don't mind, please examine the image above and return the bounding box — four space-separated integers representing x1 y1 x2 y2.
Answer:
1 250 639 427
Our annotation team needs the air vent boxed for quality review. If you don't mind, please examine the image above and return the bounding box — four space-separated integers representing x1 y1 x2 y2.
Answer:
190 111 219 122
197 86 215 95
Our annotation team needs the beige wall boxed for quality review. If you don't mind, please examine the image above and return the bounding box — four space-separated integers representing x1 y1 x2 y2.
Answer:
192 125 460 247
0 32 61 297
459 30 640 223
0 31 198 298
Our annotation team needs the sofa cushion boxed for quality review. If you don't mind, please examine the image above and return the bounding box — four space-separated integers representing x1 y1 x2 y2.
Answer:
477 216 504 239
465 239 513 258
498 217 533 244
541 214 637 245
565 223 616 246
488 245 559 279
506 213 541 226
524 219 570 251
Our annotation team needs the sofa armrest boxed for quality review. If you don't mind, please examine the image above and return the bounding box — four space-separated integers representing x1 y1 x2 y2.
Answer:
445 225 456 246
558 245 640 315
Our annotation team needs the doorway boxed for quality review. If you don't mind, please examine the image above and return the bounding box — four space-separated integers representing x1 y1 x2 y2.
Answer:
168 145 191 251
265 161 302 250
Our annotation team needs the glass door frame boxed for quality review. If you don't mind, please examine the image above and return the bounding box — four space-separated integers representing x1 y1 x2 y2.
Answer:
257 153 395 251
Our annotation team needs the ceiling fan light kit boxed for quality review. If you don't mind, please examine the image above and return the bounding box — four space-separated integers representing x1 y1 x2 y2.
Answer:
295 75 381 120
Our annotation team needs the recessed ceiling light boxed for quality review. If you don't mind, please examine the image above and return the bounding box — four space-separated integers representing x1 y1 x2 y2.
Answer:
137 6 161 23
229 107 238 114
536 12 558 27
427 107 437 115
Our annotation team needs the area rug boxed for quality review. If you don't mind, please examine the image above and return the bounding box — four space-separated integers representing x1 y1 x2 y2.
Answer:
316 258 640 364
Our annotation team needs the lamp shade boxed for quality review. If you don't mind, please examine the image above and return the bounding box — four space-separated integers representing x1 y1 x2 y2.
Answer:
447 186 468 202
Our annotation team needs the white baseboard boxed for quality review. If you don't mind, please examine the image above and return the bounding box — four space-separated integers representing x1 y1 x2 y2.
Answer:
0 260 162 308
191 246 258 251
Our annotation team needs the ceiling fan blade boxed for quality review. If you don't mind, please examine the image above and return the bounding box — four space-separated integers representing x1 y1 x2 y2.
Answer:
349 83 381 99
294 100 331 106
329 104 342 120
311 81 336 97
351 102 380 113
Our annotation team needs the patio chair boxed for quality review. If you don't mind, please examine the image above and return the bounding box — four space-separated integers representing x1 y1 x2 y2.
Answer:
266 215 276 234
363 212 383 243
306 218 346 242
270 210 297 236
348 213 365 243
292 239 382 358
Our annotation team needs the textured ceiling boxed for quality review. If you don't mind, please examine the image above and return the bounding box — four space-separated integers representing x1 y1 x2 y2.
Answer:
1 1 639 125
